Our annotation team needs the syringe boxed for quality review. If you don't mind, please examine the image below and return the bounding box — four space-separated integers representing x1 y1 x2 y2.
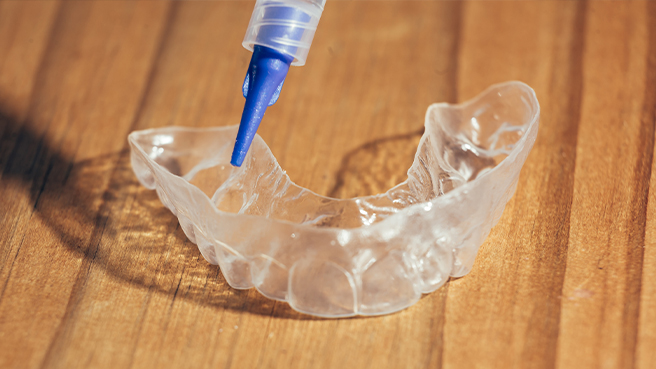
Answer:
230 0 326 167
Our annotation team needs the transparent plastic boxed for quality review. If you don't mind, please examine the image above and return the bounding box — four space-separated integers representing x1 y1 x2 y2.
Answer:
129 81 540 317
242 0 326 66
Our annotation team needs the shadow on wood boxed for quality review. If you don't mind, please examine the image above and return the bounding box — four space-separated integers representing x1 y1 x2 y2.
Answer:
0 110 320 319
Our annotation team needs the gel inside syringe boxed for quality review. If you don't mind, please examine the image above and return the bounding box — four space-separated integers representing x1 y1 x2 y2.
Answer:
230 0 326 167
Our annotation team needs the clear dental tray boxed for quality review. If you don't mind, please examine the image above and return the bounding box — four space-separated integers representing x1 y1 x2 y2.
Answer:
128 81 540 317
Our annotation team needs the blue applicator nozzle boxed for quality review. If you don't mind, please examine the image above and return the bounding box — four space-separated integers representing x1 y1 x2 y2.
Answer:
232 0 325 165
230 45 294 167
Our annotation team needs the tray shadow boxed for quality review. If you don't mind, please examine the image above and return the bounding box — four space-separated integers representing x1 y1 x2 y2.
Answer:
1 110 428 320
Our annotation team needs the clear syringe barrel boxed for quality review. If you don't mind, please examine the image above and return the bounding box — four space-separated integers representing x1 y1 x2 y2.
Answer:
243 0 326 66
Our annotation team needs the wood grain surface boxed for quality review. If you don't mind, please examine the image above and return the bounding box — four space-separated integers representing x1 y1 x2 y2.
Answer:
0 1 654 368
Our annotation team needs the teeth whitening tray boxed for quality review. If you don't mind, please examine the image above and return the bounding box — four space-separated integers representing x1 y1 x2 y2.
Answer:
128 0 540 317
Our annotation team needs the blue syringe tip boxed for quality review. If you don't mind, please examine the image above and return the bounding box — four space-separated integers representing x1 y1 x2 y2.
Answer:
231 46 294 167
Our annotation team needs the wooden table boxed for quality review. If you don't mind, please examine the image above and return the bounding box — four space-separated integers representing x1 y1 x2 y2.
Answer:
1 1 654 368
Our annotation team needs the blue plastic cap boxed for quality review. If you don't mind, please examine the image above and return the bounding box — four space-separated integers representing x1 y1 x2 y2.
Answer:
231 45 294 167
